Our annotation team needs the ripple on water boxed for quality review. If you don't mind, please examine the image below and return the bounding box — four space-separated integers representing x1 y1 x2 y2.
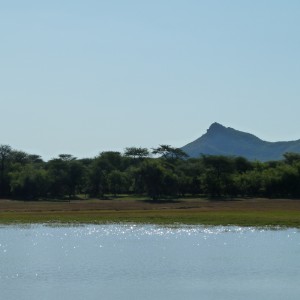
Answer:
0 224 300 300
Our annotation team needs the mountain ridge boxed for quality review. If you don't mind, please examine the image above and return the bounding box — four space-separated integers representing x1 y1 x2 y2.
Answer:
181 123 300 161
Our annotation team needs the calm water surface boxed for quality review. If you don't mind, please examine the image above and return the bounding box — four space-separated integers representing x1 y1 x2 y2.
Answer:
0 224 300 300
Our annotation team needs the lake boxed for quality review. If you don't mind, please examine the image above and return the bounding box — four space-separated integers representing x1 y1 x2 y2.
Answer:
0 224 300 300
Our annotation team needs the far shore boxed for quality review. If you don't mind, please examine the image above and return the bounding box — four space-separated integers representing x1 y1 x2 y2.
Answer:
1 197 300 227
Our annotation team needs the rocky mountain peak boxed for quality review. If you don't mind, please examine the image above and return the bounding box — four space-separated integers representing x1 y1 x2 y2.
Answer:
206 122 227 134
181 123 300 161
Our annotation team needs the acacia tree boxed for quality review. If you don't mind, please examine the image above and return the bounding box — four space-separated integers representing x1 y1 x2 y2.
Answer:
152 145 188 160
124 147 150 160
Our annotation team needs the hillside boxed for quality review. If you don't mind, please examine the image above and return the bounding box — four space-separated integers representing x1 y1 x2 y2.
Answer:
181 123 300 161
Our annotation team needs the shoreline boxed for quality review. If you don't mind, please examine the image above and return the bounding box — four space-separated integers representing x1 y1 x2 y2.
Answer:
1 198 300 227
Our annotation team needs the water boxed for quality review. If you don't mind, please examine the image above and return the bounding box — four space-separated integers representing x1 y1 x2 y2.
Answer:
0 224 300 300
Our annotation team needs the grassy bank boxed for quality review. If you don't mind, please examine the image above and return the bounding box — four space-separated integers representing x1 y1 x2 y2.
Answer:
0 198 300 227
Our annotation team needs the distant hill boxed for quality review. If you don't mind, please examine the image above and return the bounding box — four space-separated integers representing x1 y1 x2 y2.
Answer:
181 122 300 161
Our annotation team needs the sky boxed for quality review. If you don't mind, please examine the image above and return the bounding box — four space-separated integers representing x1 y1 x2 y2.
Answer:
1 1 300 160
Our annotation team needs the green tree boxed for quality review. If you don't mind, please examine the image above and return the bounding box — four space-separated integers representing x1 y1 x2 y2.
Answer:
152 145 188 161
235 170 264 197
124 147 150 160
108 170 129 196
162 171 179 196
47 155 85 198
138 161 166 200
234 156 253 173
201 155 235 197
283 152 300 165
0 145 12 197
10 165 50 199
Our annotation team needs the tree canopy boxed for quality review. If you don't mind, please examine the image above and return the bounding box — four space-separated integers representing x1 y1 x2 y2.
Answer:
0 143 300 200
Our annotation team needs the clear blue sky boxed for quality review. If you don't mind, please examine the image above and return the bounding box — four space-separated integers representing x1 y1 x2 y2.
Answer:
1 1 300 160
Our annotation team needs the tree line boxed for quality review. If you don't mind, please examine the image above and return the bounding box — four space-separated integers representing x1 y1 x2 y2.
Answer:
1 144 300 200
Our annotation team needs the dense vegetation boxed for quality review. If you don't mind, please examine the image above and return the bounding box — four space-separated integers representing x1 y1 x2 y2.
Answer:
1 144 300 200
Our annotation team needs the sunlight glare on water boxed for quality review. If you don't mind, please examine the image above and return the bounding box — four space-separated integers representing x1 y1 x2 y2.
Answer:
0 224 300 300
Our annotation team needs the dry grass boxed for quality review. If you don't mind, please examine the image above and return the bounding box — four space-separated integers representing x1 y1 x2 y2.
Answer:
0 197 300 227
1 197 300 212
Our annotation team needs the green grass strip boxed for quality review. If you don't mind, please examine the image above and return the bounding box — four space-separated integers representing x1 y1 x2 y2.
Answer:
0 210 300 227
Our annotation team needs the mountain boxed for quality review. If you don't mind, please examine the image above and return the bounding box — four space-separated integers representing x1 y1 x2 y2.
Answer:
181 122 300 161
